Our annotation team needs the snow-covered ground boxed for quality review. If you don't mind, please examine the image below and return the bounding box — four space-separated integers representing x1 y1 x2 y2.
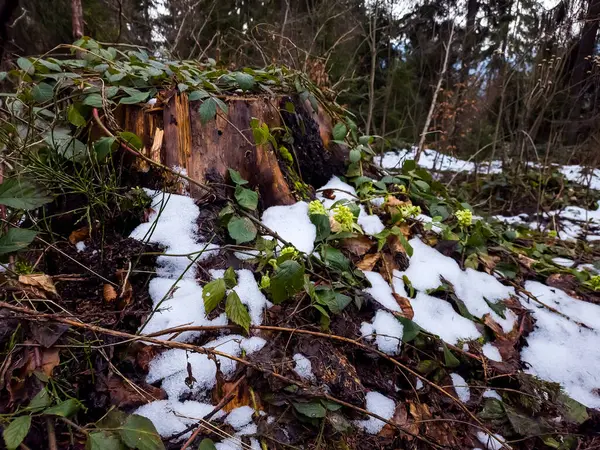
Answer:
129 168 600 447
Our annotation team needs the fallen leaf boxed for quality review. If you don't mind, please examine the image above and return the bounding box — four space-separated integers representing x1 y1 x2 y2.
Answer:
384 196 410 208
30 323 69 348
546 273 578 296
392 293 414 319
107 377 166 408
321 189 336 200
517 253 536 269
40 347 60 377
379 253 398 283
143 208 155 223
214 379 254 413
116 269 133 307
482 313 504 336
18 274 57 296
68 226 89 244
134 344 161 372
329 215 342 233
341 235 373 256
356 253 380 271
103 284 117 303
380 403 417 439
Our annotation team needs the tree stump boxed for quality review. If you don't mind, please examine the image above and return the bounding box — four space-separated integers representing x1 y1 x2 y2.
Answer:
121 92 347 207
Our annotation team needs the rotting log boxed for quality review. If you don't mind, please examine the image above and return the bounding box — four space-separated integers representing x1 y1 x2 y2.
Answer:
118 92 347 207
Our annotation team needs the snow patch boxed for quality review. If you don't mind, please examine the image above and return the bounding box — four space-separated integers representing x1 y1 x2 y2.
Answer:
354 391 396 434
482 343 503 362
261 201 316 254
450 373 470 403
360 310 403 355
292 353 316 381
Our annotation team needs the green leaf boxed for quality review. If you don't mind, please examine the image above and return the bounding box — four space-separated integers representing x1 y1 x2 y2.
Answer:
442 344 460 368
228 217 257 244
223 267 237 289
315 288 351 314
349 148 361 163
479 398 506 420
0 228 37 255
83 94 104 108
320 399 343 411
198 438 217 450
234 187 258 211
17 57 34 75
32 82 54 103
68 104 87 127
94 137 117 161
28 388 51 412
235 72 255 91
293 402 326 418
557 393 589 424
505 404 547 437
44 399 80 417
44 132 87 160
332 122 348 141
228 168 248 185
38 58 62 72
0 72 6 81
199 98 217 123
188 90 209 101
203 279 226 313
214 97 228 114
218 204 235 225
119 90 150 105
391 228 413 257
484 298 507 320
321 245 350 272
395 316 421 342
118 131 143 151
416 359 439 375
0 179 52 210
177 83 189 92
270 260 305 304
310 214 330 241
412 180 430 192
225 291 251 333
86 431 125 450
118 414 165 450
3 415 31 450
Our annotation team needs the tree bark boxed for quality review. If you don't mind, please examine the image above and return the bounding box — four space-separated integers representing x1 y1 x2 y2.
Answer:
71 0 84 40
567 0 600 144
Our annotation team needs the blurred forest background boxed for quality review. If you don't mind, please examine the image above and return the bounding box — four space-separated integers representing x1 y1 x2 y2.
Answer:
0 0 599 162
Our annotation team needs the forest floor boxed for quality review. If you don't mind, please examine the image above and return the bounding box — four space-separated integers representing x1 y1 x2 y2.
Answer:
2 43 600 450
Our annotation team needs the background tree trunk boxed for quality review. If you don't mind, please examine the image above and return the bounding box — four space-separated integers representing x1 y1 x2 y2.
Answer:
71 0 84 40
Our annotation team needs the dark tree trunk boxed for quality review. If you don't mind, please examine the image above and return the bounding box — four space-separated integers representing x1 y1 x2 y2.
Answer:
567 0 600 144
0 0 19 62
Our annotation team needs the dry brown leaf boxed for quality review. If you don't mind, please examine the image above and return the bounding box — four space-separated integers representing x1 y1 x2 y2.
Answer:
329 215 342 233
392 293 415 319
218 380 254 413
135 344 162 372
546 273 578 296
18 274 58 296
356 253 380 271
517 253 536 269
479 254 500 272
107 377 166 408
380 403 409 438
40 347 60 377
68 226 89 244
379 252 398 283
341 235 374 256
103 284 118 303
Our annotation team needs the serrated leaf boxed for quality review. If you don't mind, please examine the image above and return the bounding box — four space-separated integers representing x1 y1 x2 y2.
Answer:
44 398 80 417
442 344 460 368
203 279 226 314
198 438 217 450
32 82 54 103
332 122 347 141
118 414 165 450
0 228 37 255
199 98 217 123
94 137 117 161
3 415 31 450
270 260 305 304
225 291 251 333
479 398 506 420
83 94 104 108
227 217 257 244
86 431 125 450
17 57 34 75
293 402 326 418
68 104 87 127
235 72 255 91
214 97 228 114
0 179 51 210
118 131 142 151
228 168 248 185
557 393 589 424
234 186 258 210
28 388 51 412
223 267 237 289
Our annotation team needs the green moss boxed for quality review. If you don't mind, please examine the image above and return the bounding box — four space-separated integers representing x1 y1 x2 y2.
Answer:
279 146 294 164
